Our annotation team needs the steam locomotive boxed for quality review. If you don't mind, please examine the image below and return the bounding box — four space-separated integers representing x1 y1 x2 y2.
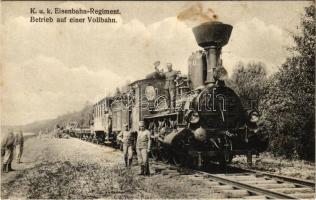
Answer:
91 21 269 168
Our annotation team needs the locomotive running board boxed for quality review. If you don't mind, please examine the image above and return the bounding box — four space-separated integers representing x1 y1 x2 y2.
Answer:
144 111 178 119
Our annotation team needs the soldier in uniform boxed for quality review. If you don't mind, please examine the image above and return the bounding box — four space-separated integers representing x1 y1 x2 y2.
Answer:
155 62 179 112
15 130 24 164
117 124 134 169
1 129 16 173
38 129 43 138
136 121 151 175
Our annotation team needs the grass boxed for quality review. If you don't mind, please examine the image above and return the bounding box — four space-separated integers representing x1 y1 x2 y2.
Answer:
2 161 143 199
2 160 224 199
232 152 315 181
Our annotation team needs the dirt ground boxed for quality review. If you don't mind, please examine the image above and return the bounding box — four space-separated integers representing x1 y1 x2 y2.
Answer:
1 136 223 199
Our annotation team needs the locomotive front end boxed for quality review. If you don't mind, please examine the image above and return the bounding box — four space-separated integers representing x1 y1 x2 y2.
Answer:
179 21 268 166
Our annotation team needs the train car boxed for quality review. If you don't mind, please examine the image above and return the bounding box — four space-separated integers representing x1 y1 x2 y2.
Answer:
110 95 130 147
64 121 78 137
78 128 93 141
92 97 112 143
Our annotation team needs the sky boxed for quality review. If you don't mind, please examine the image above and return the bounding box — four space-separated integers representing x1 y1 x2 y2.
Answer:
1 1 312 126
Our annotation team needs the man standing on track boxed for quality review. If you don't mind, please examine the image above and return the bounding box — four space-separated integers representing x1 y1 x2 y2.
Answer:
1 129 16 173
15 130 24 164
136 121 151 175
117 123 134 169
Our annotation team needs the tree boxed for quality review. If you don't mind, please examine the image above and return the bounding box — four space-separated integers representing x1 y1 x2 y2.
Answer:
228 61 268 110
261 5 315 160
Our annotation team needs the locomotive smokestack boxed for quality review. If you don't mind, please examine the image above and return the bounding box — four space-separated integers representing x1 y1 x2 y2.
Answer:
192 21 232 84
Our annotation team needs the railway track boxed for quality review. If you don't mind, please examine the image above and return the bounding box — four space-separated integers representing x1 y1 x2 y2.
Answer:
232 167 315 188
76 138 315 199
193 171 315 199
151 162 315 199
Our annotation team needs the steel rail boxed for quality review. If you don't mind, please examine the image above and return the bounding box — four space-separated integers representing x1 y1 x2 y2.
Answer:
195 171 298 199
232 167 315 188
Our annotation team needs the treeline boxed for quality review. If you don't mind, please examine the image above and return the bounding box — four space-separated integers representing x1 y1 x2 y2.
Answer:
228 5 315 161
20 103 93 134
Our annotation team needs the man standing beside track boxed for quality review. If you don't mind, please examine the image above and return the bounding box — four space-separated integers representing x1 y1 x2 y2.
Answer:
15 130 24 164
136 121 151 176
117 124 134 169
1 129 16 173
38 129 42 138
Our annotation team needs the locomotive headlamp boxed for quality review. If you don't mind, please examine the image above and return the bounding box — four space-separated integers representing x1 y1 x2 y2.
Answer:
194 127 207 142
189 111 200 124
250 114 259 123
248 110 260 123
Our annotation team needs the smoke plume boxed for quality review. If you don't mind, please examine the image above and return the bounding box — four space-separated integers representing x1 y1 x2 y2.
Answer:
177 3 218 26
